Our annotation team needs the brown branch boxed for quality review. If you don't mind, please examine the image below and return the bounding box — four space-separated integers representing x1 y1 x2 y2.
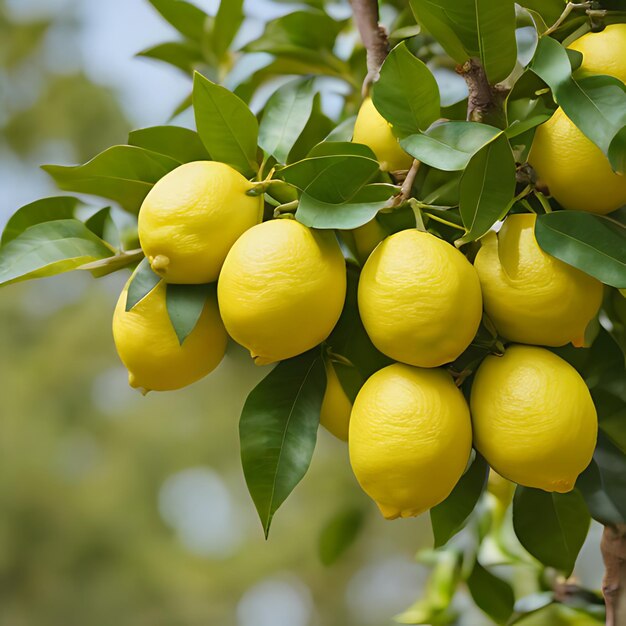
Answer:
602 524 626 626
349 0 389 96
456 58 507 127
387 160 420 208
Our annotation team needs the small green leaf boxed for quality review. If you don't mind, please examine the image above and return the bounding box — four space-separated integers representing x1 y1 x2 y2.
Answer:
1 196 81 245
409 0 517 84
466 561 515 624
400 122 501 171
319 507 366 566
258 78 316 164
129 126 210 163
430 453 488 547
165 283 211 345
577 433 626 525
126 258 162 311
42 146 180 213
458 135 516 243
297 184 396 230
371 42 440 136
0 219 114 287
192 72 258 176
212 0 244 60
240 349 326 537
147 0 209 42
535 211 626 288
513 486 590 575
608 125 626 174
137 41 203 74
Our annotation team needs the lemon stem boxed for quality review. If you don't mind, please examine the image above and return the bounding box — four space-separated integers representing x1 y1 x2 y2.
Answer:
535 192 553 214
422 212 465 231
543 2 594 37
273 200 299 217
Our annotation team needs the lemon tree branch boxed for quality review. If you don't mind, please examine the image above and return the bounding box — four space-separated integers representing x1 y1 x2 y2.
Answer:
349 0 389 95
602 523 626 626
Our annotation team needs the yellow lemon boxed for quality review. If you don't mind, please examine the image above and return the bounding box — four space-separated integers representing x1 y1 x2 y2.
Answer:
138 161 262 284
474 213 603 347
529 108 626 214
112 280 227 392
358 229 483 367
217 219 347 364
351 217 386 264
353 98 413 172
319 360 352 441
471 345 597 493
529 26 626 215
569 24 626 84
349 363 472 519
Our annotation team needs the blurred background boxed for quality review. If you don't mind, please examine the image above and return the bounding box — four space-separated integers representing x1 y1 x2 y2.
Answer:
0 1 606 625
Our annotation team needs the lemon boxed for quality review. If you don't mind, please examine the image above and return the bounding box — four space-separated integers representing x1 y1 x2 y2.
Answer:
474 213 603 347
353 98 413 172
113 280 227 392
217 219 347 364
351 218 386 264
528 26 626 215
471 345 597 493
358 229 483 368
138 161 262 284
319 360 352 441
569 24 626 84
349 363 472 519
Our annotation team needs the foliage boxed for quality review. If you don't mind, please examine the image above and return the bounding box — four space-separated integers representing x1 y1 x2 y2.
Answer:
2 0 626 623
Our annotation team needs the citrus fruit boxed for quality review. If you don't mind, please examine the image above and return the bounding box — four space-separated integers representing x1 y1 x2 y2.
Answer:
319 360 352 441
353 98 413 172
217 218 347 364
349 363 472 519
568 24 626 83
351 217 386 264
528 25 626 215
138 161 262 284
358 229 483 367
474 213 603 347
113 280 227 392
471 345 597 493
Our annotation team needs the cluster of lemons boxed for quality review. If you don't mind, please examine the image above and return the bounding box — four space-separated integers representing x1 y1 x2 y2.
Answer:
112 26 624 519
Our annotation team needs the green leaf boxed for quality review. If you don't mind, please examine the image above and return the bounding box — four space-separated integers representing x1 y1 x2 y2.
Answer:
0 219 114 287
458 135 516 243
297 183 397 230
371 42 440 136
400 122 501 171
535 211 626 289
594 390 626 453
137 41 202 74
513 487 590 574
245 10 345 56
129 126 211 163
192 72 258 176
577 433 626 525
466 561 515 624
1 196 81 245
240 349 326 537
531 37 626 172
319 507 366 566
84 207 115 241
147 0 209 42
126 258 162 311
608 124 626 175
42 146 181 213
430 453 488 547
212 0 244 60
277 143 379 192
165 283 211 345
518 0 565 27
409 0 517 84
258 78 316 164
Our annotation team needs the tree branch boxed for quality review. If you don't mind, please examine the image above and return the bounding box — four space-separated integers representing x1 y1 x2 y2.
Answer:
456 58 507 127
602 524 626 626
349 0 389 96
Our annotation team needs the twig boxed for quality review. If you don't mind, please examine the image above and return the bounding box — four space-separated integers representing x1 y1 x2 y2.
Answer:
456 58 506 126
543 2 593 36
602 524 626 626
386 159 420 208
349 0 389 96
